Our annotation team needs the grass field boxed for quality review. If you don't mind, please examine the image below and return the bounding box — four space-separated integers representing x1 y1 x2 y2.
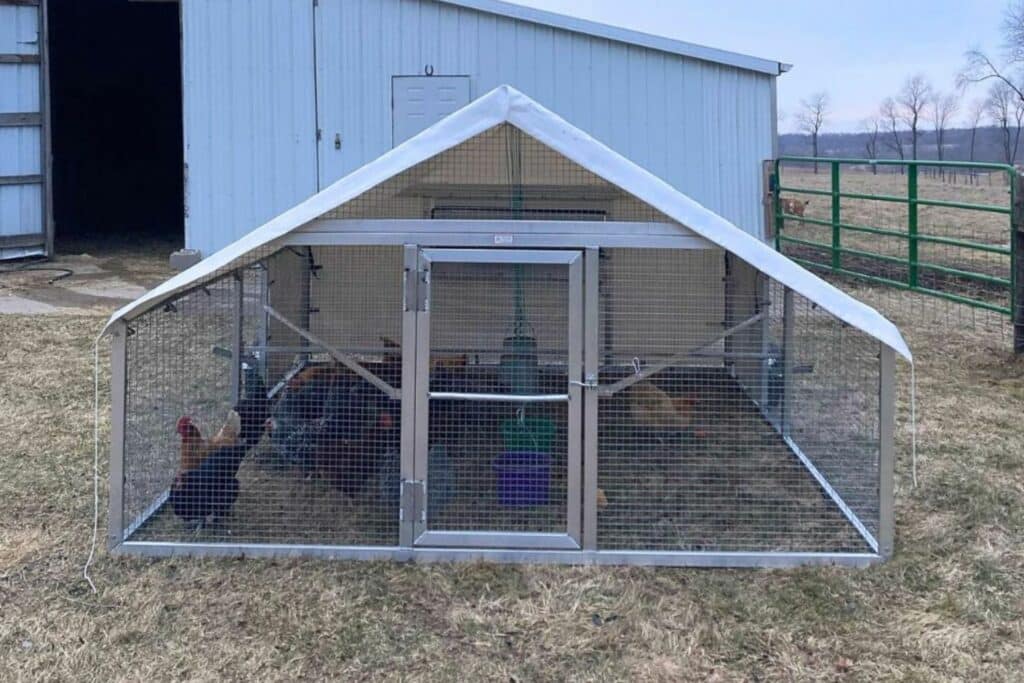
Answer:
2 256 1024 680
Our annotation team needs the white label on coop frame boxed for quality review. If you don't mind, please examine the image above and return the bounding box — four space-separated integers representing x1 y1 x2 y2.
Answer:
494 234 514 245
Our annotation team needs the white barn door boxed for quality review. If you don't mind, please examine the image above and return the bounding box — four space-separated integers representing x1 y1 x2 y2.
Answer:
391 76 470 146
0 0 49 259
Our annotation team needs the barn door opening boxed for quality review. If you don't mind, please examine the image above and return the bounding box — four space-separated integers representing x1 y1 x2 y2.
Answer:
47 0 183 253
409 249 582 550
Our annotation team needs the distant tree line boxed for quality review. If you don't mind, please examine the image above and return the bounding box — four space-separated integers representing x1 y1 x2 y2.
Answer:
779 126 1023 164
786 0 1024 168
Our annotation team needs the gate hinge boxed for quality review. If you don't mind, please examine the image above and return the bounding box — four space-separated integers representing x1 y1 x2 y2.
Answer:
404 267 429 312
400 479 426 525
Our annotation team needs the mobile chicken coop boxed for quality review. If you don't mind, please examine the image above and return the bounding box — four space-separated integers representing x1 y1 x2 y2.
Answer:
104 87 910 567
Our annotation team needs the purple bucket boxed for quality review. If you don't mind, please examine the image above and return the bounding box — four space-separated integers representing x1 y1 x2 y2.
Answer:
494 451 551 507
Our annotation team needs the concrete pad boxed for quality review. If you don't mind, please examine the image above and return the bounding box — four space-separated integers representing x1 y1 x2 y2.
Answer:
0 295 65 315
64 278 148 300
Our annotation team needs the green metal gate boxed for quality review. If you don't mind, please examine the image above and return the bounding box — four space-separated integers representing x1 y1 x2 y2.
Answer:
772 157 1017 319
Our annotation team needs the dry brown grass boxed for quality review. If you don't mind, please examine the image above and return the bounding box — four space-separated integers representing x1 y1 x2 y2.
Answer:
3 266 1024 680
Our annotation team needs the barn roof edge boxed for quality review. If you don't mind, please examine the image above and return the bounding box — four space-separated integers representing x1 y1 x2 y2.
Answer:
438 0 788 76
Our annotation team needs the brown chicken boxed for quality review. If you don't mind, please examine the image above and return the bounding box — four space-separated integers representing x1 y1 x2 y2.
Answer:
175 411 242 474
627 382 695 429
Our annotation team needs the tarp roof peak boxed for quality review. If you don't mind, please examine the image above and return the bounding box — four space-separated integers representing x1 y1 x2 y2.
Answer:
104 85 909 361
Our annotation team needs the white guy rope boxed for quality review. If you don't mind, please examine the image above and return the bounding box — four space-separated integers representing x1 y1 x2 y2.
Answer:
84 332 103 594
911 362 918 489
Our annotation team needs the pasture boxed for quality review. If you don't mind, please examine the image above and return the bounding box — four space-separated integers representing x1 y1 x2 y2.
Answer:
1 244 1022 680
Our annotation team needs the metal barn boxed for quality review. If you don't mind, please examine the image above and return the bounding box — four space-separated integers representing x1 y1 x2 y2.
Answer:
104 87 909 567
2 0 784 265
178 0 786 258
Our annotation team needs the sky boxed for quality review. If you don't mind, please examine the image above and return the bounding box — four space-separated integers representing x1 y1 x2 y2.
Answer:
509 0 1008 133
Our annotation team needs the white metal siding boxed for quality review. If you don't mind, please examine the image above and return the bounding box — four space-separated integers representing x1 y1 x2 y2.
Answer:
314 0 773 239
180 0 318 257
182 0 775 254
0 1 45 258
0 5 39 54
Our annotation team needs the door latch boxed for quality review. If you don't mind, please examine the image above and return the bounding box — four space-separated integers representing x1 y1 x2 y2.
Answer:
334 133 342 150
570 374 599 390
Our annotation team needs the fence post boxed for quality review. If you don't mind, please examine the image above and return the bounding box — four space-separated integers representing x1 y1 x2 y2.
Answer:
907 164 919 289
831 160 841 272
1013 170 1024 352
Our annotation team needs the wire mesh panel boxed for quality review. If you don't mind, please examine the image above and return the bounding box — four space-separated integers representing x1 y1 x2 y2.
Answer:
423 258 573 538
320 124 673 223
122 246 403 547
596 248 877 553
766 281 882 540
122 275 239 538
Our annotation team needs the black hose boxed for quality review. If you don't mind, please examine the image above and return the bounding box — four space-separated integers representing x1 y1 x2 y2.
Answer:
0 259 75 285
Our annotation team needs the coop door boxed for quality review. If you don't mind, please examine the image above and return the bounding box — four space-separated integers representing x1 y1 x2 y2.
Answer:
410 249 583 549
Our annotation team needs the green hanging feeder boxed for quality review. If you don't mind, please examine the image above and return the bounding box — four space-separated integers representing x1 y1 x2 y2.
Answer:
498 128 539 395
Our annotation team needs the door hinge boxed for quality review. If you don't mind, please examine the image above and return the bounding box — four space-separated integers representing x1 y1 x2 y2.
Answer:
401 479 426 525
404 267 429 312
316 128 322 142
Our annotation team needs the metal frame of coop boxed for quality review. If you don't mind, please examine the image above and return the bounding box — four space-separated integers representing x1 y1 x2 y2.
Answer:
104 87 902 568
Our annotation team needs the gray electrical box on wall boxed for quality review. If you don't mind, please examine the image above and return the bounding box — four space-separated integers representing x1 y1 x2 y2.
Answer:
392 75 471 146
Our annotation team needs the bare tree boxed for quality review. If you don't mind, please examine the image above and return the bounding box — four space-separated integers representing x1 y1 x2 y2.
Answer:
986 81 1024 163
929 91 960 164
966 98 986 162
896 75 932 160
880 97 905 163
861 118 881 174
960 1 1024 102
795 92 829 173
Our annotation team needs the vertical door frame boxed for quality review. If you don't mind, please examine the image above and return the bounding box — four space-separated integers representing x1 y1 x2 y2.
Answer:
581 246 600 550
409 248 583 550
399 244 421 546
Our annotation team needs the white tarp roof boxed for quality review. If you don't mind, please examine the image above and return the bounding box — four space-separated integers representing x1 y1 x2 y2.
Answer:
104 85 910 360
